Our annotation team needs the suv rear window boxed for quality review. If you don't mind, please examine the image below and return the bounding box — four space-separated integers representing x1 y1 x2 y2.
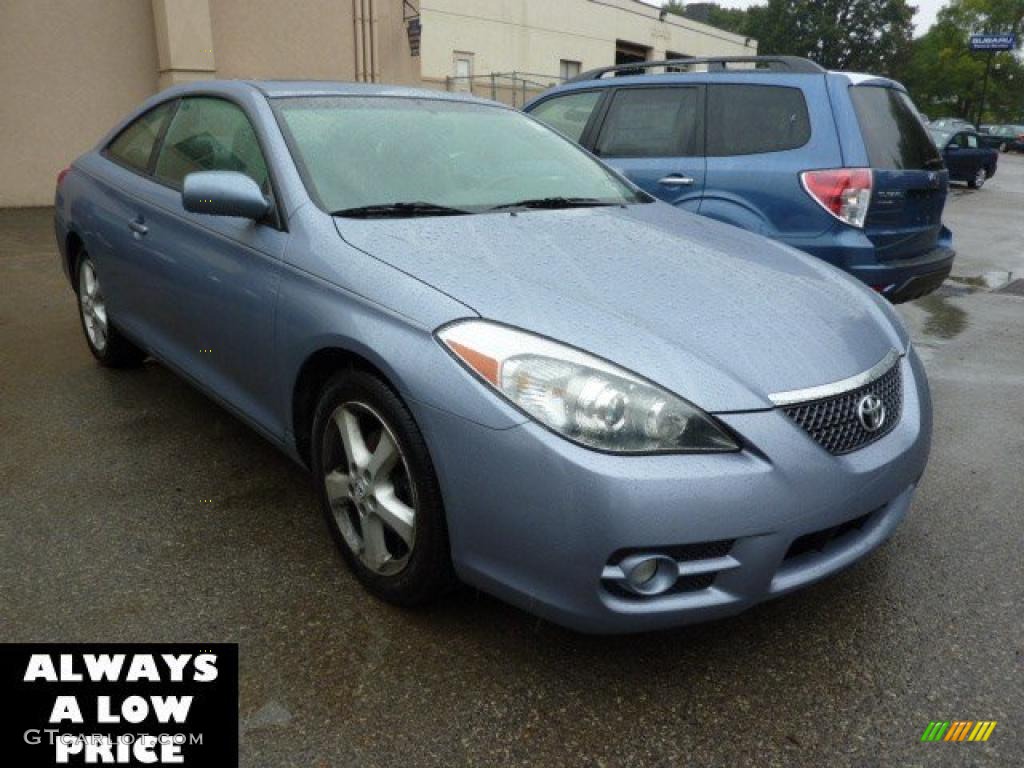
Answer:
850 86 942 170
706 85 810 156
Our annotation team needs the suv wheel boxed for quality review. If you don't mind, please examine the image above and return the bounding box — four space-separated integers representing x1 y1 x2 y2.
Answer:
76 254 145 367
969 167 987 189
311 370 453 606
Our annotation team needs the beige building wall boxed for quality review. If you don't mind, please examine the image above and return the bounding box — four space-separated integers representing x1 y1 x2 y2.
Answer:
210 0 417 85
419 0 756 91
1 0 419 207
0 0 160 207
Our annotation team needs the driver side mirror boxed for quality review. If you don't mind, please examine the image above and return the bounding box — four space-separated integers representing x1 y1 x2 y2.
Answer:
182 171 270 220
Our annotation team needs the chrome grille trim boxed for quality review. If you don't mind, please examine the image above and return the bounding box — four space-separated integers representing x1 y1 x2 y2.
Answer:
768 349 902 407
779 355 904 456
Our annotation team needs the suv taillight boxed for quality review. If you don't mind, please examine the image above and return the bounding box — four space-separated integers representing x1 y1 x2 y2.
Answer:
56 166 72 187
801 169 873 229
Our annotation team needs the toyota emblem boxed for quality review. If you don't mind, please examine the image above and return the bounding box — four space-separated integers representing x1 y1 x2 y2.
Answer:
857 394 886 433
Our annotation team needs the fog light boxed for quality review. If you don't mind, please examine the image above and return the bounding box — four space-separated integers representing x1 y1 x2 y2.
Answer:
629 559 658 587
623 555 678 596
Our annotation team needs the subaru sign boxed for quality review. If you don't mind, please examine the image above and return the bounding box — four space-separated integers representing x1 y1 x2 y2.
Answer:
969 34 1016 52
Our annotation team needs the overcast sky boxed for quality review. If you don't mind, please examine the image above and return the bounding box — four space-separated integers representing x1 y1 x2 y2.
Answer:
642 1 946 35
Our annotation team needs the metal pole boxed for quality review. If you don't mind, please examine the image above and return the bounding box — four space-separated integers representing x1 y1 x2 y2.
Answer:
976 51 994 127
490 73 497 101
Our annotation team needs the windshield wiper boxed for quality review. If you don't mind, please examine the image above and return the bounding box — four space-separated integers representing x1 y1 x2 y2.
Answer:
331 202 472 218
488 197 618 212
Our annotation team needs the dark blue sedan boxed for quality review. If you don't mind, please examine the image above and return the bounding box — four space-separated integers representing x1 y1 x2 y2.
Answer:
931 129 999 189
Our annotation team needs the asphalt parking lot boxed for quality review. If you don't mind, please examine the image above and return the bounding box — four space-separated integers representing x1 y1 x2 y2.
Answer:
2 157 1022 766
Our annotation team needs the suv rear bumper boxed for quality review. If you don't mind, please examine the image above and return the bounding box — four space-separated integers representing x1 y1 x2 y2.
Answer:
850 245 955 303
788 228 954 304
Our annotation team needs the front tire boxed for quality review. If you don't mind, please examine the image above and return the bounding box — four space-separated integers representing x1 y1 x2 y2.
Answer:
311 370 453 606
76 253 145 367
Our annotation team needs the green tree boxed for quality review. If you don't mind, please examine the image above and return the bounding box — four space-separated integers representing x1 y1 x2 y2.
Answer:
903 0 1024 123
663 1 916 77
661 2 752 34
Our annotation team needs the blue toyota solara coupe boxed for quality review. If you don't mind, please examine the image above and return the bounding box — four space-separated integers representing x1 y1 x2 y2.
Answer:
55 81 932 633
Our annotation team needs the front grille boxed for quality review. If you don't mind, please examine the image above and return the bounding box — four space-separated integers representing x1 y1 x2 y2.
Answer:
782 359 903 455
784 512 873 561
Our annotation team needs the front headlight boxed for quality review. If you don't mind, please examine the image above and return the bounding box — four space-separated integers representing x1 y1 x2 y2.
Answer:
437 320 739 454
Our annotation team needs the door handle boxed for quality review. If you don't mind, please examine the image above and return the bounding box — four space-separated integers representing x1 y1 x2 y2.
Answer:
658 175 696 187
128 219 148 237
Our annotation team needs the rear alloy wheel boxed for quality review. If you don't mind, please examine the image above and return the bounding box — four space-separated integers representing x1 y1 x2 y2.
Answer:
311 371 452 606
969 167 987 189
76 254 144 367
999 142 1008 153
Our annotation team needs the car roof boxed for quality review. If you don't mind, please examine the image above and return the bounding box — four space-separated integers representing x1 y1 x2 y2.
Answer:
526 66 900 105
162 79 501 106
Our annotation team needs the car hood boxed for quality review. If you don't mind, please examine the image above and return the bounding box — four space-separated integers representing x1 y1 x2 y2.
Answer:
334 203 907 412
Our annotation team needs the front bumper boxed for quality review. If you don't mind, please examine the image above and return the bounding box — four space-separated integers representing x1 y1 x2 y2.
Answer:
412 350 933 633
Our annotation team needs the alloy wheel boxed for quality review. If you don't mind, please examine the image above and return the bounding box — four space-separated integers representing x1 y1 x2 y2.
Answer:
975 168 987 188
79 260 108 352
321 402 417 576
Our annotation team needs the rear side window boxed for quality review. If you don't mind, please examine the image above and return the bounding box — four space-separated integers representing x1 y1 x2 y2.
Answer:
706 85 810 156
529 91 602 142
850 86 942 170
154 97 269 190
105 102 174 173
595 87 700 158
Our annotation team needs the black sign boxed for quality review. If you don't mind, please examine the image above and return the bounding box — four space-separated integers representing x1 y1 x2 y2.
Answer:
1 644 238 767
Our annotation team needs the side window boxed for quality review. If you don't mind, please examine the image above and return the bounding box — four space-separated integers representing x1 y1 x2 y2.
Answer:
953 133 968 148
154 97 270 191
529 91 602 143
966 133 979 149
106 102 174 173
595 87 700 158
706 84 811 156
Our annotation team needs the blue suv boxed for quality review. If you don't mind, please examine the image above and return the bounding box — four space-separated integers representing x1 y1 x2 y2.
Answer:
525 56 954 303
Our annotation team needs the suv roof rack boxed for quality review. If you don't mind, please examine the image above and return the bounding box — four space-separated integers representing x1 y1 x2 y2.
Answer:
566 56 826 83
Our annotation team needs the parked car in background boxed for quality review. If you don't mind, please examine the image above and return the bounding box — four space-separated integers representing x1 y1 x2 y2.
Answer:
980 124 1024 153
930 128 999 188
930 117 976 132
525 56 954 303
54 81 932 633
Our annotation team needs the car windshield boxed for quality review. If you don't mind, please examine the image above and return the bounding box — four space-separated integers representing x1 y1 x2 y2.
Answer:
930 129 953 148
276 96 646 216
